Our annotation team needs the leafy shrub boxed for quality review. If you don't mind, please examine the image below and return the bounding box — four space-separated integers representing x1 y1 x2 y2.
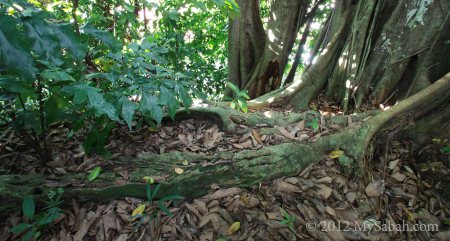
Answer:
0 0 199 159
9 188 64 241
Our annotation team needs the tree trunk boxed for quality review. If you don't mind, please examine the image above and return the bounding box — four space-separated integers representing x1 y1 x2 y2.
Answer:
249 0 450 111
228 0 310 98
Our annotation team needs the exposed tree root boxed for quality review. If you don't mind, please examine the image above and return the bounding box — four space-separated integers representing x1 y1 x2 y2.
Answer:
1 73 448 217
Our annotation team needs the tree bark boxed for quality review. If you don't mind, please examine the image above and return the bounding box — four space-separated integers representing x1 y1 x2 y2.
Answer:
249 0 450 111
228 0 311 98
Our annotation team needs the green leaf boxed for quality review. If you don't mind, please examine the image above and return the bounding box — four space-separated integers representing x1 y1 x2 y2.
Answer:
238 90 250 100
9 223 32 234
23 12 64 66
88 166 102 182
157 195 184 216
237 98 248 113
123 3 135 12
0 77 35 96
141 93 163 124
41 69 75 82
226 82 240 94
442 146 450 154
51 23 86 60
81 23 122 52
120 97 137 130
159 86 179 120
21 228 36 241
0 14 36 78
175 84 193 109
37 207 61 225
65 83 119 121
22 196 35 219
230 101 237 110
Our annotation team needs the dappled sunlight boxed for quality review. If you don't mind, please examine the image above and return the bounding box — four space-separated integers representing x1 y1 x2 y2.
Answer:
263 111 273 118
268 29 276 42
379 104 392 111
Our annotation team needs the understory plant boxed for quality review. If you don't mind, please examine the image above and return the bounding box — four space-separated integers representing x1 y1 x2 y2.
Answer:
224 82 250 113
131 176 184 230
9 188 64 241
0 0 201 159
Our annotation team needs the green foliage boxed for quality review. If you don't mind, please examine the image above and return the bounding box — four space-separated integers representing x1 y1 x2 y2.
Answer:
0 1 202 157
88 166 102 182
306 118 319 132
441 146 450 155
131 177 184 230
224 82 250 113
279 208 297 240
10 188 64 241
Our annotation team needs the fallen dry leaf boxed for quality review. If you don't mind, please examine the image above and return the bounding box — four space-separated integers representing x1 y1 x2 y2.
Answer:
174 167 184 174
365 180 385 196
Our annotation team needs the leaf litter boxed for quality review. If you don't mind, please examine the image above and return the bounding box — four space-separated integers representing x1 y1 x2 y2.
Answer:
0 115 449 240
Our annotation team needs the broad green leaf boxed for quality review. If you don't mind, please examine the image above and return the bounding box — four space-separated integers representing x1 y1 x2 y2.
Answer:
81 23 122 52
37 207 61 225
87 93 117 120
0 77 35 96
0 14 36 78
175 84 193 109
21 228 36 241
120 97 137 130
41 69 75 82
51 22 86 60
9 223 32 234
23 12 64 66
141 93 163 124
159 86 179 120
22 196 35 219
88 166 102 182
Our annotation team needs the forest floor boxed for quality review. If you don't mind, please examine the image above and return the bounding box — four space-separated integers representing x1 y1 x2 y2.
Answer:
1 105 449 241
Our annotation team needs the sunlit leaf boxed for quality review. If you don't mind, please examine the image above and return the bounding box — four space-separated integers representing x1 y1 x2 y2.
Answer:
328 150 344 159
237 98 248 113
227 221 241 235
88 166 102 182
143 176 155 184
131 204 146 219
